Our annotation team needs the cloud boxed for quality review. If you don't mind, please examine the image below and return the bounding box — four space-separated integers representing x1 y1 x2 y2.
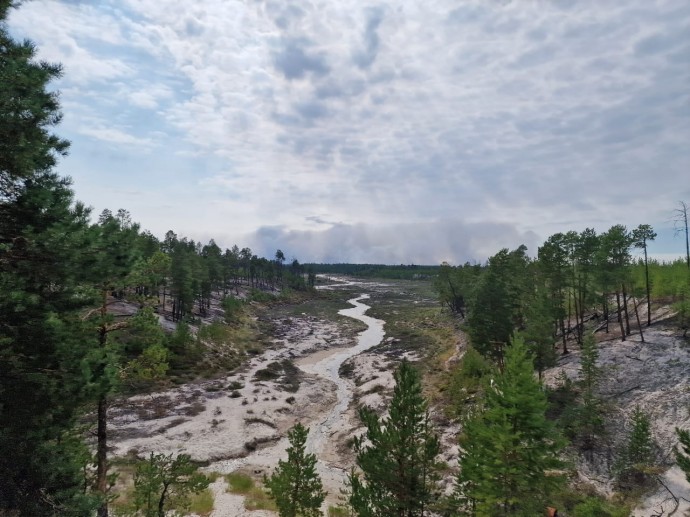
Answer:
272 37 330 80
247 219 540 265
353 7 384 69
7 0 689 263
78 126 154 148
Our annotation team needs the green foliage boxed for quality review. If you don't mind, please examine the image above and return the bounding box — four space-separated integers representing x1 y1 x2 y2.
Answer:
448 347 492 414
434 262 475 315
675 427 690 483
574 334 604 448
226 472 255 494
0 6 98 512
615 407 657 490
522 286 557 377
265 423 326 517
188 488 214 515
348 360 440 516
465 267 513 360
249 288 278 303
221 295 244 323
130 452 209 517
455 335 565 515
126 344 169 382
572 496 629 517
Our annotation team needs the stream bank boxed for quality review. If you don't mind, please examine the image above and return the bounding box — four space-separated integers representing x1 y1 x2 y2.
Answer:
109 282 391 515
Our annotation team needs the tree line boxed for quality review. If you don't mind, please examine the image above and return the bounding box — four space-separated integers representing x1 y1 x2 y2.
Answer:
436 223 690 373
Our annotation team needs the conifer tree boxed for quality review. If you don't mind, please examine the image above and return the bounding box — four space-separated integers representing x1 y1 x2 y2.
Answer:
522 285 557 379
632 224 656 326
131 452 209 517
616 407 656 490
0 2 98 513
575 334 603 449
455 335 564 516
265 423 326 517
348 360 440 517
675 427 690 484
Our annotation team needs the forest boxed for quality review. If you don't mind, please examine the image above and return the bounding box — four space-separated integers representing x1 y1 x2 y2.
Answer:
2 1 690 516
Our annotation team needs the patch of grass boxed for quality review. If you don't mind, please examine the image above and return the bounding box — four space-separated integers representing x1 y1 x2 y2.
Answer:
328 505 349 516
250 289 277 303
198 321 233 346
225 472 277 511
189 488 215 516
244 486 277 511
339 360 355 378
362 383 386 395
206 472 221 482
225 472 254 494
253 359 301 392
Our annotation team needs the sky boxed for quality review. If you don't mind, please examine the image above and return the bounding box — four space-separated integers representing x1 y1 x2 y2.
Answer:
8 0 689 264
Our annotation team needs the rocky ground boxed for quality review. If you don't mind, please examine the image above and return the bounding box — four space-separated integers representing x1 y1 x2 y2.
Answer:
544 310 690 516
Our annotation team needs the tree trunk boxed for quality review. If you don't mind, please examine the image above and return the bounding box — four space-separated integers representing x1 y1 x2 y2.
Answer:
560 317 568 354
616 291 626 341
633 296 645 343
622 284 631 335
573 292 582 345
644 247 652 326
96 287 109 516
603 294 609 333
96 393 108 517
158 482 169 517
684 203 690 270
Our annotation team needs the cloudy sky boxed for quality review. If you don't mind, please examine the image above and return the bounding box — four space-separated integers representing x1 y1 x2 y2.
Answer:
8 0 689 264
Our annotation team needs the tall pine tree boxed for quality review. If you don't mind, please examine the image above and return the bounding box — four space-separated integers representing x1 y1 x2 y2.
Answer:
348 359 440 517
0 2 98 513
455 335 564 516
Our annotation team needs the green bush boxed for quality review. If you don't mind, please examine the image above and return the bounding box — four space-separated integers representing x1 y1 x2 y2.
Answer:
573 496 629 517
221 295 244 323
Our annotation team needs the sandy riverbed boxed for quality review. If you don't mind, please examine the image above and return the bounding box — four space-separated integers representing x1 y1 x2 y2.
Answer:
109 288 396 515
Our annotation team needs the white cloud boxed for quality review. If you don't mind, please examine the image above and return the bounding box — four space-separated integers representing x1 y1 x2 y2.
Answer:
7 0 690 262
79 126 154 148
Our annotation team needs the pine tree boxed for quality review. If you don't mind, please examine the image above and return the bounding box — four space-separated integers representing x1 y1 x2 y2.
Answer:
576 334 603 449
616 407 656 490
131 452 209 517
0 2 98 513
466 268 512 362
455 335 564 516
675 427 690 484
347 359 440 517
522 285 557 379
265 423 326 517
632 225 656 326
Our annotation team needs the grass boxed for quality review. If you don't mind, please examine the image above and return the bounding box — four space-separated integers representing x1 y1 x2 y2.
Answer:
328 505 349 516
189 488 215 516
225 472 277 512
225 472 254 494
244 486 278 511
361 278 463 408
253 359 301 392
269 287 369 334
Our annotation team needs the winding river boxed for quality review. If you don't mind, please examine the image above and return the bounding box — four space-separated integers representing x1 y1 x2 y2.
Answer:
212 289 386 502
298 294 385 489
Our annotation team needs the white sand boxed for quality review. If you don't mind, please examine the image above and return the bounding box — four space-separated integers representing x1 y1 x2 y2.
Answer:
110 290 390 515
